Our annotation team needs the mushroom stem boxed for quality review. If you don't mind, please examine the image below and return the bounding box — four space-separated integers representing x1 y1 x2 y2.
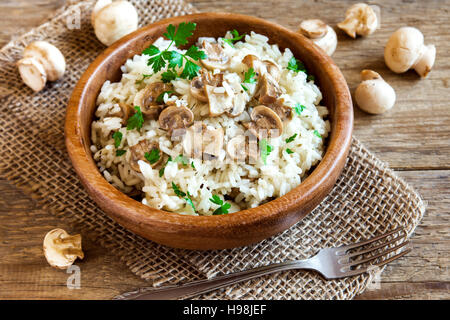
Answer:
63 248 84 259
413 44 436 78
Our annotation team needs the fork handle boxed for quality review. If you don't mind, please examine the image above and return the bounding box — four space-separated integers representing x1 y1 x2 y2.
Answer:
114 259 316 300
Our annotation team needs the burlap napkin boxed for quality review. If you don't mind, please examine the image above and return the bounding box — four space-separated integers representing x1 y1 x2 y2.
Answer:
0 0 425 299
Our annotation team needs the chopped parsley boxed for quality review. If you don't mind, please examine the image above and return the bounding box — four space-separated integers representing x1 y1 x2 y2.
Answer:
259 138 273 165
126 106 144 131
241 67 257 91
144 148 160 164
293 103 306 115
222 29 245 48
191 161 196 169
112 131 122 148
172 182 196 212
142 22 207 80
116 149 126 156
286 148 294 154
285 133 297 143
313 130 322 138
174 154 189 166
209 194 231 215
158 155 172 177
287 57 306 73
156 90 175 103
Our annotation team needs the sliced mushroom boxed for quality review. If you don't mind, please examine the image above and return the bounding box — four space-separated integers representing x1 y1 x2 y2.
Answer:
242 54 281 81
190 70 224 102
129 139 163 172
205 85 234 116
200 41 230 71
227 92 246 118
133 82 173 119
226 135 247 161
258 74 282 105
183 122 224 160
158 105 194 135
265 98 292 121
109 102 133 124
245 105 283 139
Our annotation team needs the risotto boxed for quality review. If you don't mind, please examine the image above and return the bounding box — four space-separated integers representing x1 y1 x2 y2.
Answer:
91 28 330 216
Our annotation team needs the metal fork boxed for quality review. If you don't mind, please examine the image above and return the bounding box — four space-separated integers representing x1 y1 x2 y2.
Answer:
114 227 411 300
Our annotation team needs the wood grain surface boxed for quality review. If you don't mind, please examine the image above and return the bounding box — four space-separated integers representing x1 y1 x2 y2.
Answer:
0 0 449 299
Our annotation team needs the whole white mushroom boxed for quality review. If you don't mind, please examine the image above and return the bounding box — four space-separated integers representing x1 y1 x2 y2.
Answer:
355 70 396 114
17 41 66 92
92 0 139 46
384 27 436 78
337 3 380 38
297 19 338 56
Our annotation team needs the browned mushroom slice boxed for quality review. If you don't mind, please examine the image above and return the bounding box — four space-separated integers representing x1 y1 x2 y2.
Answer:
258 74 282 104
200 41 230 71
245 105 283 139
190 70 224 102
265 98 292 121
263 60 281 82
109 102 133 124
133 82 174 119
158 105 194 136
242 54 281 81
183 122 224 160
129 140 163 172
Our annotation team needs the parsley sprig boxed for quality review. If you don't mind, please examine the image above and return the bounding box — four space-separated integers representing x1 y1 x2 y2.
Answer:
209 194 231 215
313 130 322 138
241 67 257 91
287 57 306 72
171 182 196 212
293 103 306 116
126 106 144 131
144 148 160 164
285 133 297 143
113 131 122 148
222 29 245 48
142 22 207 81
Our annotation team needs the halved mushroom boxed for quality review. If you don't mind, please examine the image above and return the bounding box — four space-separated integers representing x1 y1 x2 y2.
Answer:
265 98 292 121
43 228 84 270
183 122 224 160
158 105 194 136
242 54 281 81
129 139 163 172
200 41 230 71
245 105 283 139
205 85 234 116
190 70 224 102
133 82 174 119
258 74 282 105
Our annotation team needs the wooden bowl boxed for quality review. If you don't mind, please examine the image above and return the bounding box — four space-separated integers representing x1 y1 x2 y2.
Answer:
65 12 353 250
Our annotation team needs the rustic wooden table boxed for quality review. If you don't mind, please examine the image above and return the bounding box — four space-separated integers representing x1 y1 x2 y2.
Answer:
0 0 448 300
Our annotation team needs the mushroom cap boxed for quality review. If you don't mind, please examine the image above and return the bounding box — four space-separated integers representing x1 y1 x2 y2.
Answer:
43 228 83 270
355 70 396 114
91 0 112 25
190 70 223 102
337 3 379 38
134 82 173 119
200 41 230 71
23 41 66 81
129 139 162 172
94 1 138 46
17 57 47 92
242 55 281 82
158 105 194 133
298 19 328 39
265 98 292 121
384 27 426 73
313 26 338 56
248 105 283 139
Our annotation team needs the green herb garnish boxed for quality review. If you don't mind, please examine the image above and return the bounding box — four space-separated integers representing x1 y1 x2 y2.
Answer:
172 182 196 212
313 130 322 138
158 156 172 177
222 29 245 48
144 148 160 164
209 194 231 215
191 161 195 169
112 131 122 148
116 149 126 156
174 154 189 166
287 57 306 73
293 103 305 116
286 148 294 154
285 133 297 143
142 22 206 80
259 138 273 165
126 106 144 131
241 67 257 91
185 191 196 212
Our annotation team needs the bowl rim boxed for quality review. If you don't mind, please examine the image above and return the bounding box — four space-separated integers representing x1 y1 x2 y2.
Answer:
65 12 353 248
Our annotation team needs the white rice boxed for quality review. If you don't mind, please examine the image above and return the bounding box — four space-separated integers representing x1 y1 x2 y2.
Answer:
91 31 330 216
